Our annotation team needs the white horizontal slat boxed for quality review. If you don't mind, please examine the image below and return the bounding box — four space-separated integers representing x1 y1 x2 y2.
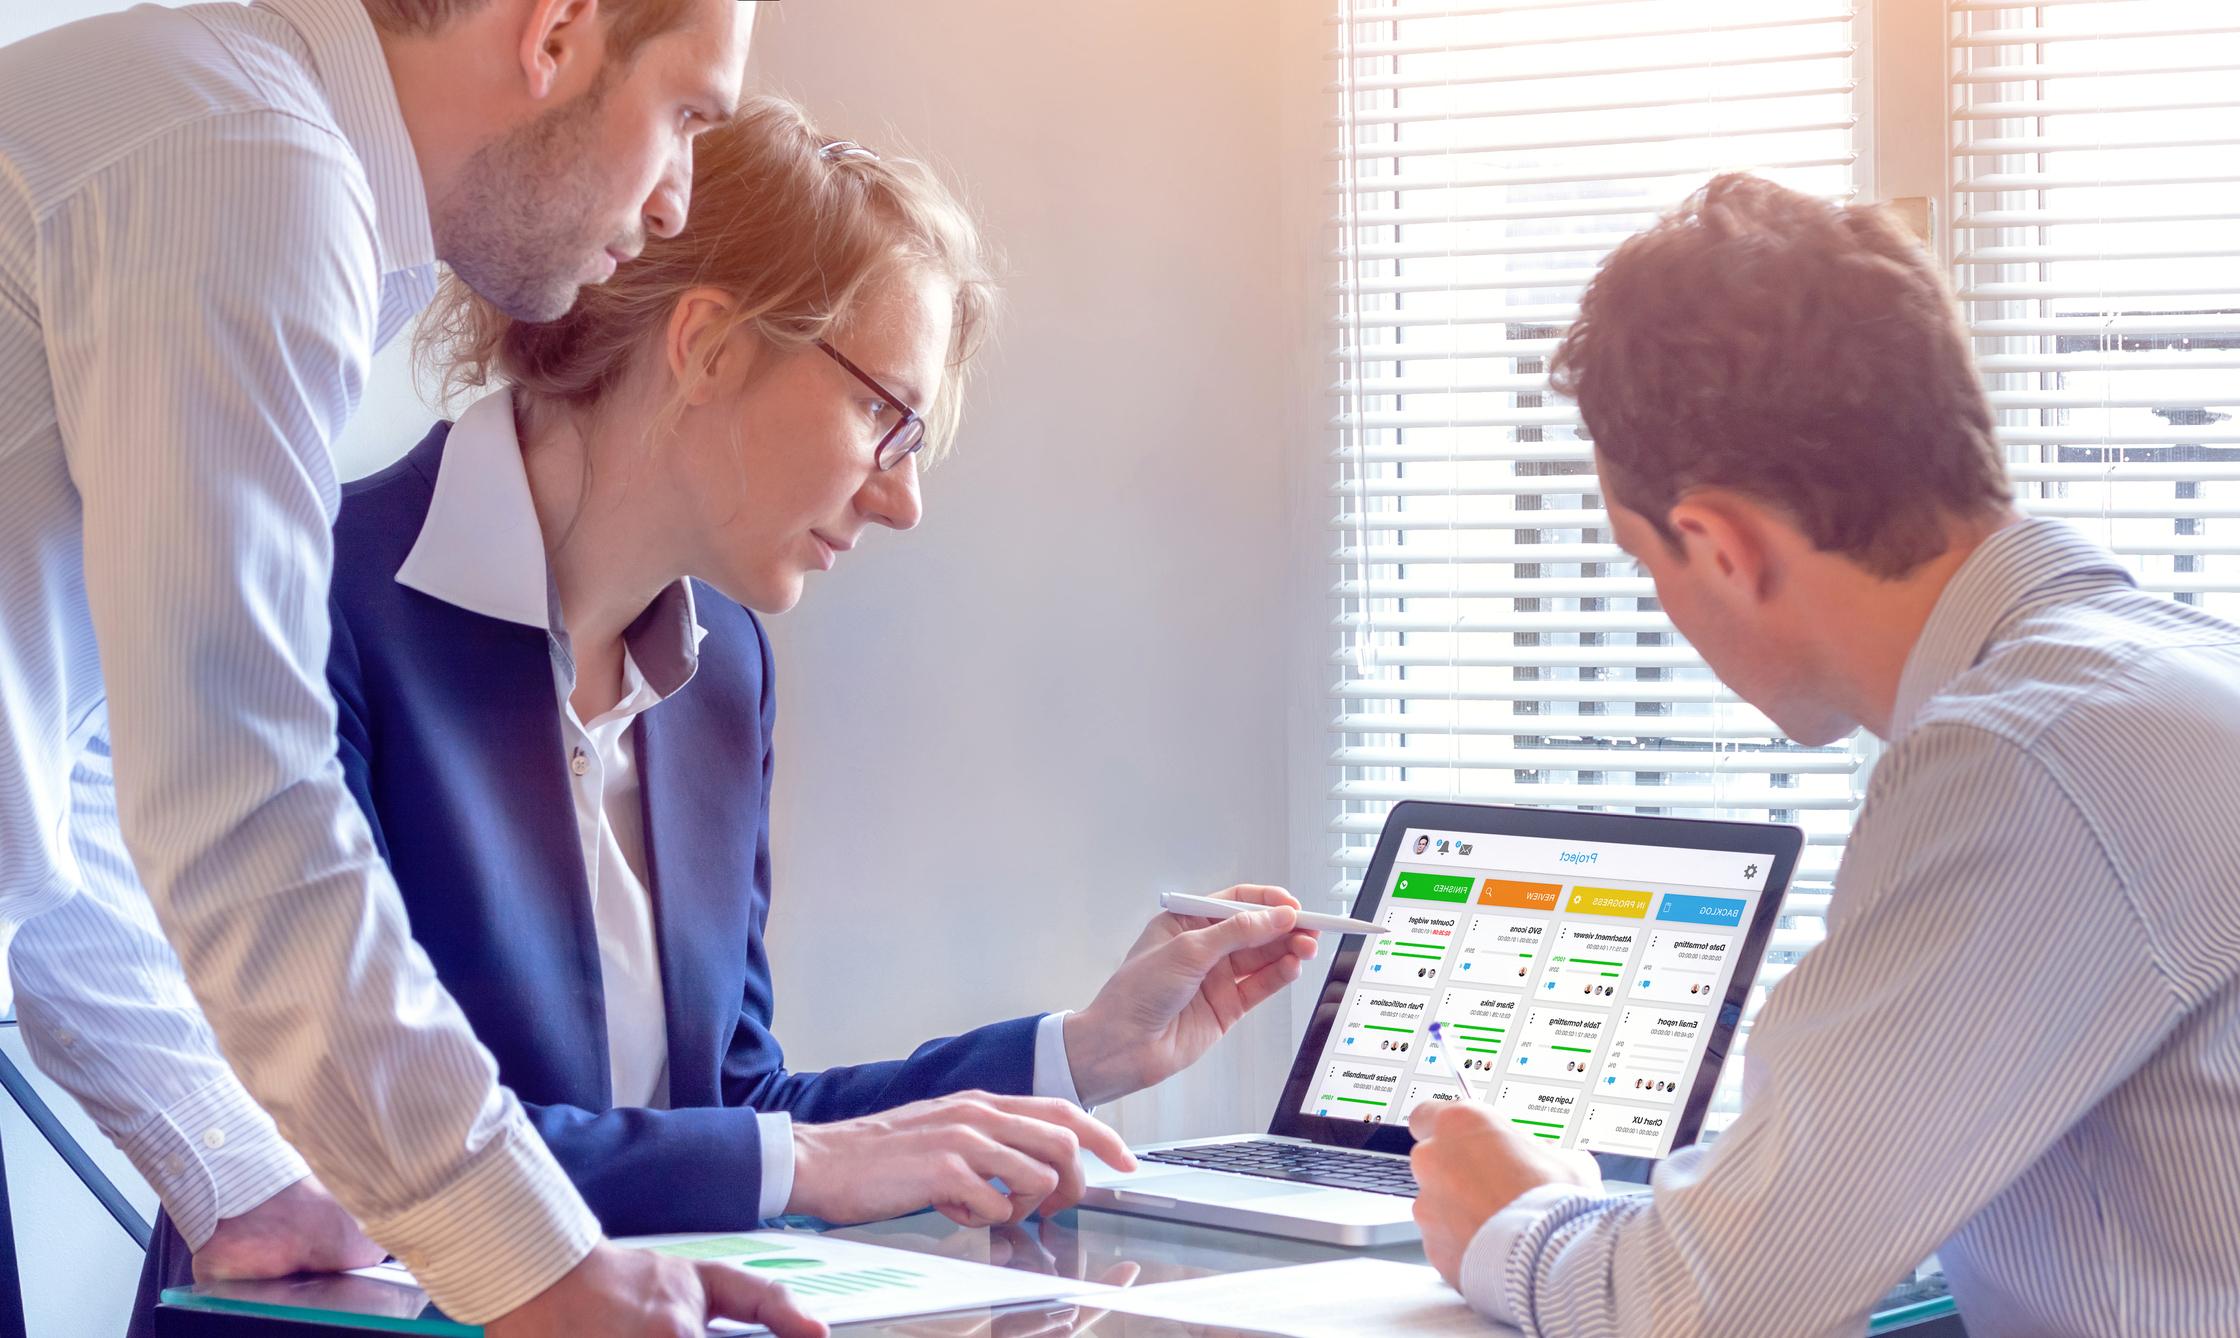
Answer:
1955 206 2240 229
1334 680 1742 705
1333 711 1786 738
1331 0 1689 27
1332 541 1623 564
1989 398 2240 419
1958 167 2240 192
1328 444 1595 466
1955 130 2240 157
1341 305 1579 331
1977 352 2240 373
1952 0 2207 12
1332 376 1567 399
1336 237 1639 265
1339 153 1855 196
1326 493 2240 519
1341 507 1617 530
1333 119 1858 164
1335 341 1566 366
1334 577 1653 599
1333 745 1858 774
1333 83 1857 131
1960 242 2240 265
1343 198 1670 229
1335 9 1853 62
1955 93 2240 123
1967 314 2240 339
1335 271 1594 299
1331 408 1583 431
1953 21 2240 48
1345 572 2240 598
1961 281 2240 302
1334 611 1676 634
1952 58 2239 85
1332 779 1860 809
1336 645 1701 669
1330 48 1857 95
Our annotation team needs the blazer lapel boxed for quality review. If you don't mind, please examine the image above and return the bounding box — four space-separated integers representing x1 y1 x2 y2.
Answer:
635 636 764 1107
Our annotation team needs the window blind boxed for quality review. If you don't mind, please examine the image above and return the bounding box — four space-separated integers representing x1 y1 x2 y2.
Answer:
1327 0 1865 1134
1954 0 2240 617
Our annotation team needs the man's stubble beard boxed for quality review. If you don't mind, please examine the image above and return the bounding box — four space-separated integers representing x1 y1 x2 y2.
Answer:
434 76 622 322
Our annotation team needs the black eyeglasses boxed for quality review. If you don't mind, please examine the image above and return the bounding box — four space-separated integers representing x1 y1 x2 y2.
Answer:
816 339 925 471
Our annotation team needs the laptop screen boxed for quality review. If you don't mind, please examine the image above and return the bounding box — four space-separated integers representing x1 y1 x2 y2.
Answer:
1294 823 1778 1160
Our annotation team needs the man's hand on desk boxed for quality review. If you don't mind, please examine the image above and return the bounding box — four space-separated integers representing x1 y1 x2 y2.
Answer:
789 1093 1136 1228
1407 1101 1599 1288
192 1176 385 1282
486 1242 826 1338
1062 884 1319 1107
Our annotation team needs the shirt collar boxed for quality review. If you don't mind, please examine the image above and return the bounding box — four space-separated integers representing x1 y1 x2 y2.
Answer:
257 0 436 276
1888 518 2138 740
396 388 705 697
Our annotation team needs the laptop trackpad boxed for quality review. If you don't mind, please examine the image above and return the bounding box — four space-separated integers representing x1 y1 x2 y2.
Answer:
1123 1171 1323 1203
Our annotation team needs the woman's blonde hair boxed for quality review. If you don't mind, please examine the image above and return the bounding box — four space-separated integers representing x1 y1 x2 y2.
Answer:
418 94 996 460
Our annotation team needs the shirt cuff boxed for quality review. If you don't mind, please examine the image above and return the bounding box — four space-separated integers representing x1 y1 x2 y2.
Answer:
757 1111 795 1220
359 1115 604 1325
1031 1011 1083 1106
112 1072 312 1250
1459 1183 1599 1326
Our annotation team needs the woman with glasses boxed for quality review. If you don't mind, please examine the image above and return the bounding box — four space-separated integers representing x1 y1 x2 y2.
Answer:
129 96 1316 1319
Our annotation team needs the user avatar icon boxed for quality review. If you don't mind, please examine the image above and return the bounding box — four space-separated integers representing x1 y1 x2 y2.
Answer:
1413 835 1430 854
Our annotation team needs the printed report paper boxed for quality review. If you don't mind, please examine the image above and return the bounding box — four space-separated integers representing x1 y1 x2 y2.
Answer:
351 1231 1111 1332
619 1231 1114 1333
1089 1258 1504 1337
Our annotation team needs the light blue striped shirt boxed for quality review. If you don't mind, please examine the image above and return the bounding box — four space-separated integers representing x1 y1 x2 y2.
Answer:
1461 518 2240 1336
0 0 599 1319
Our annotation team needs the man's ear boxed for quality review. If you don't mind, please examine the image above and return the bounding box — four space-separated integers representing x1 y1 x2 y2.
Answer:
1666 491 1780 603
663 288 752 406
516 0 602 101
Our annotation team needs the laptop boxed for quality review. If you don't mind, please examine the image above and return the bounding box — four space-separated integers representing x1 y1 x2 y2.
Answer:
1081 800 1800 1245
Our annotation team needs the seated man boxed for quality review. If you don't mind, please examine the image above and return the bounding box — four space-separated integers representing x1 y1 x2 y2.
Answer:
1408 174 2240 1336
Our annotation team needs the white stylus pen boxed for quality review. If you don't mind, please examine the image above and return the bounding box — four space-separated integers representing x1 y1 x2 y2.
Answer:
1158 891 1385 935
1426 1021 1480 1103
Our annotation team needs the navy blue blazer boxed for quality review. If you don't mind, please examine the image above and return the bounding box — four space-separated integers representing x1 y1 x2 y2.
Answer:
325 421 1042 1234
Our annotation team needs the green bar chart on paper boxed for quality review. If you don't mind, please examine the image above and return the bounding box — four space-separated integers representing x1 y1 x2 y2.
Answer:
648 1236 929 1297
621 1230 1105 1327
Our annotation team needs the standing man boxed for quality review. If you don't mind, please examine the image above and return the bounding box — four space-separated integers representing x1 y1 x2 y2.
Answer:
1409 174 2240 1336
0 1 828 1332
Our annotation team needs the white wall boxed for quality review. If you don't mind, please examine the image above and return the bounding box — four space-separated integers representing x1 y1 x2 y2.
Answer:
745 0 1333 1142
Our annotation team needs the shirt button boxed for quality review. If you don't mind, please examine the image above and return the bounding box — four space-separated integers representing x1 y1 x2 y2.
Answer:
163 1157 184 1177
202 1128 227 1151
571 748 590 777
56 1031 75 1048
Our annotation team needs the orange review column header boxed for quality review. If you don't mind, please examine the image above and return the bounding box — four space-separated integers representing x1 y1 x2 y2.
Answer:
1478 878 1562 912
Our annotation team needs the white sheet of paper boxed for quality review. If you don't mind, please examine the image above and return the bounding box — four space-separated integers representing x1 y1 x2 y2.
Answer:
351 1231 1111 1334
616 1231 1113 1334
1088 1258 1510 1337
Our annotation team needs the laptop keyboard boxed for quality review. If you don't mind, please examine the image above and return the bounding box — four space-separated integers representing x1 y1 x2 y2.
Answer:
1140 1139 1419 1198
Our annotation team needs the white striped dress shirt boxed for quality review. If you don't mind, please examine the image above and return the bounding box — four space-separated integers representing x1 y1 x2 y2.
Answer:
1459 518 2240 1336
0 0 599 1320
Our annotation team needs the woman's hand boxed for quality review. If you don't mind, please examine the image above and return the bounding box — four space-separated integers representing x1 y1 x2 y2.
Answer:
1060 885 1320 1107
788 1093 1134 1227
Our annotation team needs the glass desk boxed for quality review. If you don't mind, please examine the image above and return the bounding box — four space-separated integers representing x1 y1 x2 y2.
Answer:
159 1208 1961 1336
